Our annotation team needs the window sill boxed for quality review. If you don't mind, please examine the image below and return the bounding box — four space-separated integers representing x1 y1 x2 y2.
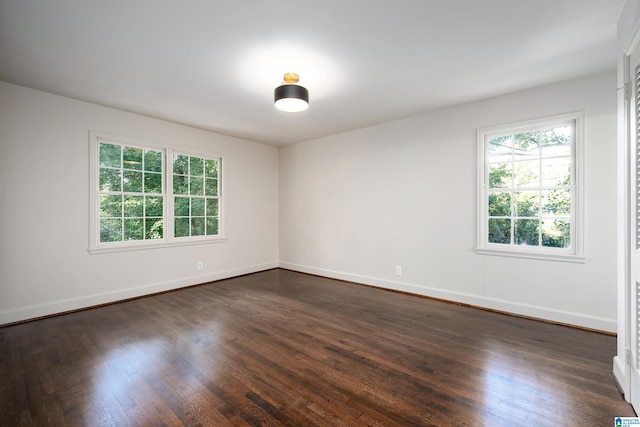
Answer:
475 247 586 263
89 237 227 254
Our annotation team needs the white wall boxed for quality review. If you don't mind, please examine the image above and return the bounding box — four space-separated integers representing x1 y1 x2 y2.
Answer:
280 70 618 332
0 71 619 333
0 82 279 324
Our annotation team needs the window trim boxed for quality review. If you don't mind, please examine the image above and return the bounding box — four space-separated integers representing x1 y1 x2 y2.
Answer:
475 112 585 263
89 131 226 254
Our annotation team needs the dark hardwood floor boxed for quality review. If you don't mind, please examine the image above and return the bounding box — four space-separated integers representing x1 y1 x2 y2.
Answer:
0 269 635 426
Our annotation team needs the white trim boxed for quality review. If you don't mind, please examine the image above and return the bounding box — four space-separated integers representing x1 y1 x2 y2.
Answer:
618 54 633 402
0 262 278 326
474 248 586 263
88 237 228 254
476 112 585 262
280 261 616 333
626 17 640 57
614 354 631 402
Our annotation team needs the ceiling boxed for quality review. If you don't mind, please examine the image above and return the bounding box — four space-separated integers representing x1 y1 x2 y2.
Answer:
0 0 624 146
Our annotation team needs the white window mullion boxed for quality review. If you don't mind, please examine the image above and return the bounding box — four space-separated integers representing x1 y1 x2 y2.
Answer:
166 148 175 242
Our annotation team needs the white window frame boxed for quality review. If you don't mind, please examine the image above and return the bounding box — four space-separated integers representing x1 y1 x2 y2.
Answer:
475 112 585 263
89 131 226 254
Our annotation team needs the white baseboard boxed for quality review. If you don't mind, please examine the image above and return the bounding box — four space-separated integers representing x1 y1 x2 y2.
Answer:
2 261 617 333
0 262 278 326
279 262 617 333
613 355 631 402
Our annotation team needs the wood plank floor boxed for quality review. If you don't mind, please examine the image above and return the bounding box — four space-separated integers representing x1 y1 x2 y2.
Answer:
0 268 635 426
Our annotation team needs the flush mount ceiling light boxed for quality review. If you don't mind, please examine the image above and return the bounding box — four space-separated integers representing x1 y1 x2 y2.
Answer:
274 73 309 112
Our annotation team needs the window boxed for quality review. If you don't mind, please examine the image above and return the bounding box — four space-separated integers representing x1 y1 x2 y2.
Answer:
171 153 220 238
97 142 164 243
476 112 584 262
89 132 224 253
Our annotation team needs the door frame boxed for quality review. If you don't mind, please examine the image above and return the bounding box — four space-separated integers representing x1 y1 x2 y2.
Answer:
619 18 640 410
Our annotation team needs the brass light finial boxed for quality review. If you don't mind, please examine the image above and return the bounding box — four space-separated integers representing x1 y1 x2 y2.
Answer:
283 73 299 84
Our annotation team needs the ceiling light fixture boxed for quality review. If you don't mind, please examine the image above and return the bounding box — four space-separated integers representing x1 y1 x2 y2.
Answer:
274 73 309 112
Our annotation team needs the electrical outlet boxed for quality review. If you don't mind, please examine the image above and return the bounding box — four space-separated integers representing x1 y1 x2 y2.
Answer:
395 265 402 276
197 261 204 270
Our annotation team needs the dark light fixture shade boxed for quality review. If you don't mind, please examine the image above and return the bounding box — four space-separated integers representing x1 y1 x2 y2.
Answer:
274 84 309 112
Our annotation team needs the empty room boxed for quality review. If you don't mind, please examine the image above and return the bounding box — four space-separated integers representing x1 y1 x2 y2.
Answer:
2 0 640 425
